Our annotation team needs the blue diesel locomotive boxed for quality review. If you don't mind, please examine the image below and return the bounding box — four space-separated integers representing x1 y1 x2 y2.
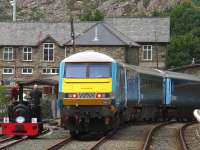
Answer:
59 51 200 136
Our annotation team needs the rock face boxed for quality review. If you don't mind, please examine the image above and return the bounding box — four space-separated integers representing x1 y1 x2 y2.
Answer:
0 0 182 22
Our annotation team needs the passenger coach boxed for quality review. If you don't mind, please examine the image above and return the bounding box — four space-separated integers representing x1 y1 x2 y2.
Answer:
59 51 200 136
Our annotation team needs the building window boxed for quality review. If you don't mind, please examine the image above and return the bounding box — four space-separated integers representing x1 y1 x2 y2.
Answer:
3 47 13 61
65 48 70 58
43 43 54 61
42 68 59 74
22 68 33 74
142 45 152 61
3 67 14 74
23 47 32 61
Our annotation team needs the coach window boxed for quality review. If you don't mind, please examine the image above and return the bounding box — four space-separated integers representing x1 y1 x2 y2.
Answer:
142 45 152 61
3 47 13 61
43 43 54 61
23 47 32 61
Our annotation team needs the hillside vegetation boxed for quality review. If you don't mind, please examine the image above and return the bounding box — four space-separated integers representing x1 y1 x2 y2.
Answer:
159 1 200 68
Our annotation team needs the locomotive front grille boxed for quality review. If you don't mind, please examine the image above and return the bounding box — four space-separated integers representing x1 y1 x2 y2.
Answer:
79 93 96 99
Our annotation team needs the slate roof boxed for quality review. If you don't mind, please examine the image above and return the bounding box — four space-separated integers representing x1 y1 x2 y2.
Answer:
0 17 170 46
0 22 94 46
65 22 140 46
105 17 170 43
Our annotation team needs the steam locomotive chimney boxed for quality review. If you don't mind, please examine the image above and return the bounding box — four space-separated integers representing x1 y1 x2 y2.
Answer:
18 83 23 103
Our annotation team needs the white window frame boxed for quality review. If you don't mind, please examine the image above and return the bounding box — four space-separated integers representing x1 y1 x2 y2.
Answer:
22 68 33 75
142 45 152 61
3 67 14 74
42 68 59 75
65 47 70 58
43 43 54 61
3 47 13 61
23 47 32 61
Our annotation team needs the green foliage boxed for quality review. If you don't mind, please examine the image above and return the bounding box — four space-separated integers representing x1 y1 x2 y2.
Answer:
80 9 104 21
31 7 44 21
165 1 200 68
0 7 11 21
0 86 8 104
143 0 150 7
168 33 200 67
193 0 200 6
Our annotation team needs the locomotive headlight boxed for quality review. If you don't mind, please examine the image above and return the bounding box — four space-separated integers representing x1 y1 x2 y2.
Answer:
16 116 25 123
31 118 37 123
3 117 9 123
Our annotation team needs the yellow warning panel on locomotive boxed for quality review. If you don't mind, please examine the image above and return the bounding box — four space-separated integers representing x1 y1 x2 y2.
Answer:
62 78 112 93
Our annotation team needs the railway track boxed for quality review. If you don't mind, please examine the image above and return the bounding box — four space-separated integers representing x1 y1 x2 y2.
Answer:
45 131 115 150
142 122 194 150
180 122 200 150
0 128 49 149
45 137 73 150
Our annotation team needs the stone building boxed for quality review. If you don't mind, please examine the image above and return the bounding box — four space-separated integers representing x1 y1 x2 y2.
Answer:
0 17 170 85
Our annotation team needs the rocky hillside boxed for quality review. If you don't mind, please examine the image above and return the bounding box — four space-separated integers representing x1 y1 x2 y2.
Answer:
0 0 182 22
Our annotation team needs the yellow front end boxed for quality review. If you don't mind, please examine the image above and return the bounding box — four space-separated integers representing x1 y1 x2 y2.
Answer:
62 78 112 106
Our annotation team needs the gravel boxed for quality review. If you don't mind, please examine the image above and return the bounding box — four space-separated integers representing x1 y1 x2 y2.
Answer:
7 126 70 150
184 123 200 150
149 123 184 150
98 123 154 150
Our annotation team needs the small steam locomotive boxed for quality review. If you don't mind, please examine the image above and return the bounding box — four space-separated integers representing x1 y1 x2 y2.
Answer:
1 81 43 137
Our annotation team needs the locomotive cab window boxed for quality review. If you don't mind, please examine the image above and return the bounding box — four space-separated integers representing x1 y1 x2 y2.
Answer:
65 63 111 78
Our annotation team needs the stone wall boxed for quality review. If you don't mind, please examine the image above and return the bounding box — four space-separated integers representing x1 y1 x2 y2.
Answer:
0 43 167 84
0 40 65 84
138 44 167 69
66 46 126 62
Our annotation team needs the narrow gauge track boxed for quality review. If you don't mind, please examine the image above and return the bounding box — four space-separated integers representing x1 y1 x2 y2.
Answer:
142 122 186 150
7 127 70 150
180 122 200 150
0 128 49 150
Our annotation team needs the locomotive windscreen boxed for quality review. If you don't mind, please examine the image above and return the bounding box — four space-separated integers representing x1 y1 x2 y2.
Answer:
65 63 111 78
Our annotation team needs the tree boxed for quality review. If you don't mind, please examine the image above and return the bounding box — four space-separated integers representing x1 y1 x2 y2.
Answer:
80 9 104 21
165 1 200 68
0 85 8 105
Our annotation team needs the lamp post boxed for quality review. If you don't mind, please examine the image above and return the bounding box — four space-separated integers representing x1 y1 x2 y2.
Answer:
10 0 16 22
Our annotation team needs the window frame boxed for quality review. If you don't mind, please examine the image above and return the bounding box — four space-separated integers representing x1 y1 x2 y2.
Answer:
3 47 13 61
21 68 33 75
3 67 14 74
65 47 70 58
65 63 111 78
23 47 32 61
42 68 59 75
142 45 153 61
43 43 54 61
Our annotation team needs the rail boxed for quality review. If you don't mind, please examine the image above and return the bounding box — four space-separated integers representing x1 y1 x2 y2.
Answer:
142 122 173 150
45 137 73 150
179 122 195 150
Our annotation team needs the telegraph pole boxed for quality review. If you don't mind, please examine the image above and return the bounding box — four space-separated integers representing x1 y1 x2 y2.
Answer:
10 0 16 22
70 16 75 53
